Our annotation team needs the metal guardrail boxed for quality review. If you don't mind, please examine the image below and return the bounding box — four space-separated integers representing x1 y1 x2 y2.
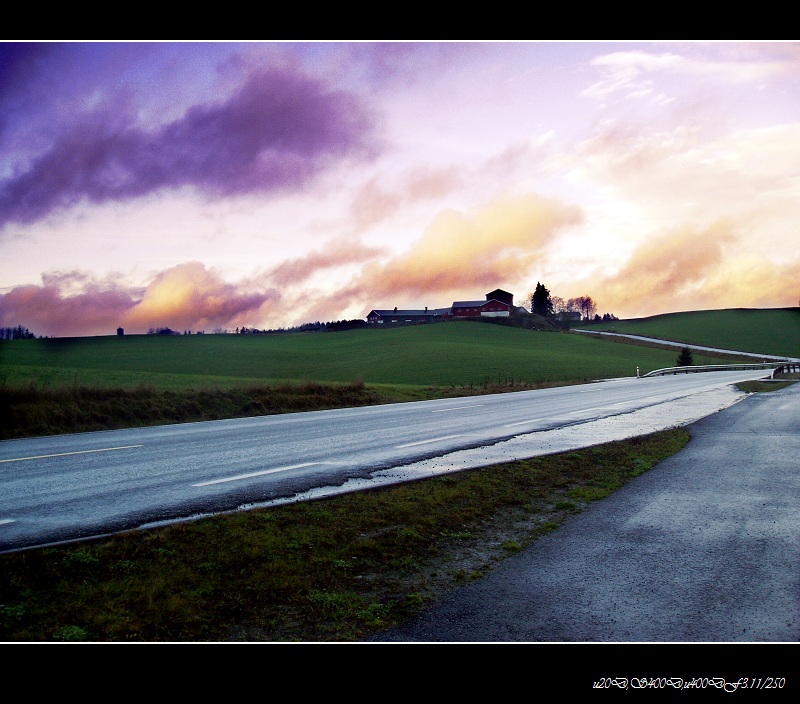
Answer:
640 362 788 378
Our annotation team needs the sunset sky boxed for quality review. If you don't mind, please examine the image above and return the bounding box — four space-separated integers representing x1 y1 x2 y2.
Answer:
1 41 798 337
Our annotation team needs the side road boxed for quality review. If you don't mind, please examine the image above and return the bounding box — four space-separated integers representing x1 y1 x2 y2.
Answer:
573 329 800 363
372 382 800 642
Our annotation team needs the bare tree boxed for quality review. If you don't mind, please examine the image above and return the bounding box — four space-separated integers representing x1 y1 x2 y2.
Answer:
571 295 597 320
565 297 581 313
551 296 567 314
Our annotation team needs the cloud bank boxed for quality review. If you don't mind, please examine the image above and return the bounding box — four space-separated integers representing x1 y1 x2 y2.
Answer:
1 43 797 337
0 64 378 230
0 262 280 337
577 220 798 318
300 193 584 321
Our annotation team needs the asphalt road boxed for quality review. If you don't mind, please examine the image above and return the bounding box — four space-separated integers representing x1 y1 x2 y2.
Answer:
0 368 775 553
370 381 800 643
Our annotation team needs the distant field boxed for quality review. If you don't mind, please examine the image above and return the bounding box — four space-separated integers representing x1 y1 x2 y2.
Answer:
578 308 799 359
0 321 735 392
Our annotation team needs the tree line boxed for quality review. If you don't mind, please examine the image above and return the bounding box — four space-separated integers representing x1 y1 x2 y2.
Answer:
528 282 617 326
0 325 36 340
145 319 369 336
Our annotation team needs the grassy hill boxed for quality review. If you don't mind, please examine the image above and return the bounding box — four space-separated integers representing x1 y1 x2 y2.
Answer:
2 313 789 439
577 307 799 359
0 319 743 393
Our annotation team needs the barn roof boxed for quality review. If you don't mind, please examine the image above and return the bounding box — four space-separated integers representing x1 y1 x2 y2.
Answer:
368 309 443 317
453 298 512 308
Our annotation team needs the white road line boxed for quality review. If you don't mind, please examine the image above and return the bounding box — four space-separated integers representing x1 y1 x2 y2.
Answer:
0 519 15 525
193 462 328 486
396 434 465 449
505 418 544 427
569 406 604 415
431 404 484 413
0 445 143 463
570 403 639 415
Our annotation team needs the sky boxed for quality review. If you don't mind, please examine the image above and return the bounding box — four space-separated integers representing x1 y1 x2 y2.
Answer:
0 41 798 337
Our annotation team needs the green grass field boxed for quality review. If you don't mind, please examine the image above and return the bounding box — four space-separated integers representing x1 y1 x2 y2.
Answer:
2 311 791 440
0 318 750 393
578 307 799 359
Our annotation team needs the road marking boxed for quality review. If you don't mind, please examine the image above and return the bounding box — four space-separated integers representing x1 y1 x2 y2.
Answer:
431 404 484 413
570 402 638 415
0 519 15 525
396 434 465 448
193 462 328 486
0 445 143 463
505 419 543 427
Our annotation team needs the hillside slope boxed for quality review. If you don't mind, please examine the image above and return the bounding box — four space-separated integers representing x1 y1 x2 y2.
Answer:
1 321 736 391
577 308 799 359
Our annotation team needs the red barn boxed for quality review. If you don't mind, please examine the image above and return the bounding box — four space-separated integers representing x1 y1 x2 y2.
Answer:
452 289 514 318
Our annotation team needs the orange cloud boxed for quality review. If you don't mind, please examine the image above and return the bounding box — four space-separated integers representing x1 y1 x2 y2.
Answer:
698 256 799 311
576 221 799 317
124 262 279 332
0 262 280 337
326 192 583 315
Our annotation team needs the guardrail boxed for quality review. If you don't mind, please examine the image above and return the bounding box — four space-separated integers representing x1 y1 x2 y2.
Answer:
640 362 788 378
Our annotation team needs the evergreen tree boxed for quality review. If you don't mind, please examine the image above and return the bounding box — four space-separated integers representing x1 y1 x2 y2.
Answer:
530 282 553 318
676 347 694 366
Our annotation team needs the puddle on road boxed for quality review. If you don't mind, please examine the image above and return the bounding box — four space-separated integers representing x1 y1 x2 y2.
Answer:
251 385 750 510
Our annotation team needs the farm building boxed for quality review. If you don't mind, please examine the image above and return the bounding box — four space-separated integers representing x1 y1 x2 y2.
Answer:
556 311 582 323
486 289 514 306
366 307 451 324
452 289 514 319
367 289 514 324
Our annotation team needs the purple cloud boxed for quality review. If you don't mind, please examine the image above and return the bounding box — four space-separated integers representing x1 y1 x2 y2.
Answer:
0 283 137 338
0 64 378 229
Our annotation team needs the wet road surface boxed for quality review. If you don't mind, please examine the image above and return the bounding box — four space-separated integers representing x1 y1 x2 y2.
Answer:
0 370 770 553
372 382 800 642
